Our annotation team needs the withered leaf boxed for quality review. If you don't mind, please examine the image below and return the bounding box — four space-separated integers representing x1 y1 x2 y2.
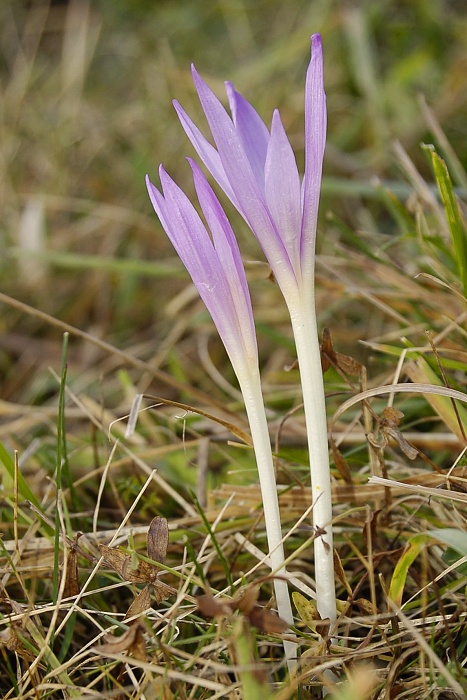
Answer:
98 544 130 575
298 640 329 670
385 427 418 460
0 627 22 653
0 627 36 662
247 605 289 634
333 549 352 596
315 618 331 640
153 580 178 604
233 585 260 615
62 540 80 598
147 516 168 567
336 352 362 377
355 598 378 616
98 544 157 583
380 408 418 460
98 516 168 584
125 585 152 620
320 327 337 373
292 592 330 638
331 440 353 484
233 584 289 633
197 593 233 618
381 407 404 428
198 589 288 634
99 621 147 661
321 327 362 376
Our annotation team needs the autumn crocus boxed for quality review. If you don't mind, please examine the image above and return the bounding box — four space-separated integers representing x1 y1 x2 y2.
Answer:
146 161 295 654
173 34 336 627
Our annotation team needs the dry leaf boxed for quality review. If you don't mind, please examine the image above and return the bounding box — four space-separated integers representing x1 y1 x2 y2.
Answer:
62 535 81 598
333 549 352 596
99 621 147 661
233 585 260 615
99 516 167 583
355 598 378 616
153 580 177 604
1 628 36 662
125 585 152 620
233 585 288 632
247 606 289 634
198 587 289 634
0 627 22 653
147 516 168 566
197 593 233 618
321 327 362 376
99 517 176 608
297 640 330 670
380 408 418 460
381 407 404 428
331 440 353 484
98 544 157 583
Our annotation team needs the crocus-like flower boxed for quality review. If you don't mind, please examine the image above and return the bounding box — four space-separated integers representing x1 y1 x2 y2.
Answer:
173 34 336 626
147 159 258 377
146 160 295 658
174 35 325 305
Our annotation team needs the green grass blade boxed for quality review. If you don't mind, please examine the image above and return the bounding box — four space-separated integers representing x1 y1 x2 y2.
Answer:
389 534 431 607
429 529 467 558
192 492 234 593
429 147 467 296
10 248 184 278
54 333 72 606
0 441 41 509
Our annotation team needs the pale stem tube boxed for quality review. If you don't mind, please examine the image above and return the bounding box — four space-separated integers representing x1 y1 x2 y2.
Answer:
238 366 297 666
289 295 337 627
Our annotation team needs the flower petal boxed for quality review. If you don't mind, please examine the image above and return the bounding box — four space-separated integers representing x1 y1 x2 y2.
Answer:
190 66 295 288
189 158 257 363
150 168 222 295
301 34 326 287
173 98 238 207
146 169 257 371
225 82 270 192
265 110 302 275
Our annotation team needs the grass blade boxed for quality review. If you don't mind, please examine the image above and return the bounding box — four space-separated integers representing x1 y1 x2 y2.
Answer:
428 147 467 296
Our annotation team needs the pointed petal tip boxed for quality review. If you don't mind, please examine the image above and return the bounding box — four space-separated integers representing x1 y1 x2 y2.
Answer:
185 156 197 170
146 173 158 194
156 165 173 192
311 33 323 55
191 64 203 84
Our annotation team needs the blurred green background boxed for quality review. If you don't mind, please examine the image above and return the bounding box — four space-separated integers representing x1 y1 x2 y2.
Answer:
1 0 466 403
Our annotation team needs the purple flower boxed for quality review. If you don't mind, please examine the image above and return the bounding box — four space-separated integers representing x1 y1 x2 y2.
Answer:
172 34 337 626
173 34 326 302
146 160 258 376
146 151 296 646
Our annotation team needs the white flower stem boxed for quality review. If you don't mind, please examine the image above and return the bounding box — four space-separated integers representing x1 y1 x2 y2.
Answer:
289 294 337 627
238 367 296 665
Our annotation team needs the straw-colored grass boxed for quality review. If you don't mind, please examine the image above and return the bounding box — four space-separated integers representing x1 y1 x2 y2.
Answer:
1 1 467 697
